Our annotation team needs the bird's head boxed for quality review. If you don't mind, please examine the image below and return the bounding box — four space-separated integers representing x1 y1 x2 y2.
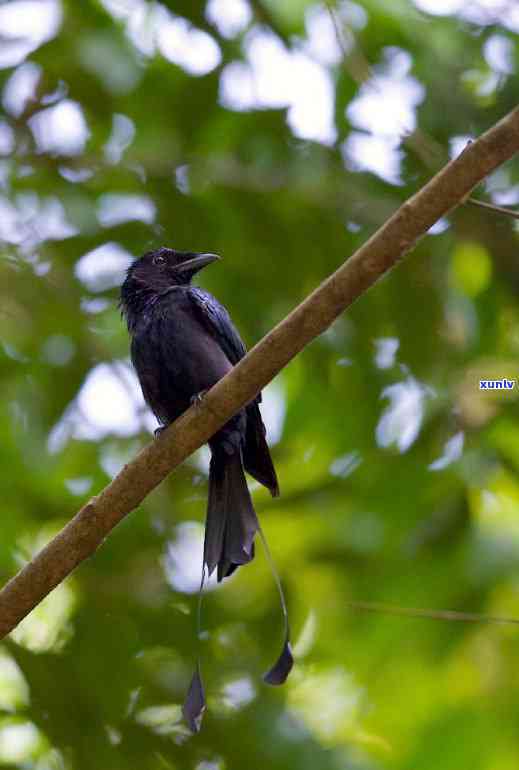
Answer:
126 247 219 291
120 247 220 325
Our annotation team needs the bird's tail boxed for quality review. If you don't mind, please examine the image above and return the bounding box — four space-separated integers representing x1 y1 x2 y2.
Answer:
243 402 280 497
183 441 291 732
204 447 259 582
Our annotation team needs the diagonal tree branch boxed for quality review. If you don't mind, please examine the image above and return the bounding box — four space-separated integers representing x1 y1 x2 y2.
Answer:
1 106 518 639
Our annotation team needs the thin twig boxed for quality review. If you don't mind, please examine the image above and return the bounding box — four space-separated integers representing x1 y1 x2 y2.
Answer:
0 106 518 639
467 197 519 220
324 0 444 167
347 601 519 626
326 1 519 217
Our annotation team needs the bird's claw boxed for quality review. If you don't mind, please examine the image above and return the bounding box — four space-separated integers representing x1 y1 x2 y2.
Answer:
190 390 208 408
154 426 167 438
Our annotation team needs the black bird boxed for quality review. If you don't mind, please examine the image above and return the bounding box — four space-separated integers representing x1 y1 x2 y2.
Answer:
120 247 279 580
121 248 292 730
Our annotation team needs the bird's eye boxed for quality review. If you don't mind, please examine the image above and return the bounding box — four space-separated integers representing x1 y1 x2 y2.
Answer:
153 255 166 266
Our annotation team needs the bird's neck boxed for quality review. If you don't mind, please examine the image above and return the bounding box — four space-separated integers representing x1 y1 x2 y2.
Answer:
120 282 160 331
120 280 192 331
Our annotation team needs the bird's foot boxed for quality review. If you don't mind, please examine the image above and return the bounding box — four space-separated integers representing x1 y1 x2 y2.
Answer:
154 425 167 438
190 390 208 408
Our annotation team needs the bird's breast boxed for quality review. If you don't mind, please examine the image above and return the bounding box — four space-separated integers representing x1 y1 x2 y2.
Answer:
131 296 232 423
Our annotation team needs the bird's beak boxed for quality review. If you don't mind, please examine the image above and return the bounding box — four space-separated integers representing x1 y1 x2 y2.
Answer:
176 252 220 275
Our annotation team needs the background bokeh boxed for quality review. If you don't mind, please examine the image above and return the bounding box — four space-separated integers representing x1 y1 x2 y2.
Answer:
1 0 519 768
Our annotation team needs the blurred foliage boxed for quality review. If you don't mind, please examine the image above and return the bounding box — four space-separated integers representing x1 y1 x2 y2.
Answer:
1 0 519 768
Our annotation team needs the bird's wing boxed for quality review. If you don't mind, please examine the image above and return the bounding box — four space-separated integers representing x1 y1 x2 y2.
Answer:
189 289 275 491
188 287 247 365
